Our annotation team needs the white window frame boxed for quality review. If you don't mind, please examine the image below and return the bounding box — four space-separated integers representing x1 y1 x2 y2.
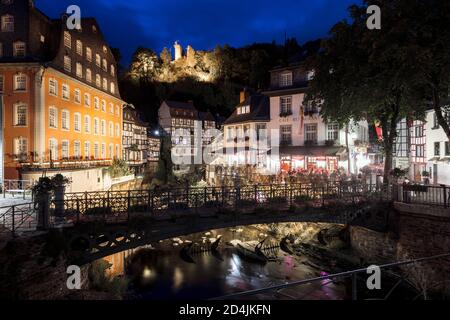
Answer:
94 117 99 135
64 31 71 48
74 112 81 132
86 68 92 83
84 141 90 158
76 62 83 78
14 136 28 160
62 84 70 100
94 97 99 110
74 141 81 158
74 89 81 104
76 40 83 56
101 99 106 112
101 120 106 136
49 106 58 129
61 109 70 130
84 115 91 133
327 123 340 141
49 78 57 96
13 41 26 57
84 93 91 107
280 72 293 87
13 103 27 127
61 140 70 159
14 73 27 91
86 47 92 62
64 55 71 72
49 138 58 161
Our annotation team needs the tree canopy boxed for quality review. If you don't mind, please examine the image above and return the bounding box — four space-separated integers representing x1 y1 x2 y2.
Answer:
305 0 433 180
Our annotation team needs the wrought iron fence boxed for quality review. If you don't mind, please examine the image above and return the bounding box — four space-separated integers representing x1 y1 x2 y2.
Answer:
54 182 390 224
0 202 37 236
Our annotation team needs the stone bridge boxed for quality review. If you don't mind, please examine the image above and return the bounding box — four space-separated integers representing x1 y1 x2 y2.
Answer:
63 200 389 265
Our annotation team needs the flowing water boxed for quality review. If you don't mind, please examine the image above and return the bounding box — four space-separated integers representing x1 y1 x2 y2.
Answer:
101 225 349 300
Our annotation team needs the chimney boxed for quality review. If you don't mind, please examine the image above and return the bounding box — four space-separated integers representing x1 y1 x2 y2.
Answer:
239 88 248 104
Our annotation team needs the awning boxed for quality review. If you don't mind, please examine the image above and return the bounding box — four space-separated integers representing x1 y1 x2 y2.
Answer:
269 146 348 158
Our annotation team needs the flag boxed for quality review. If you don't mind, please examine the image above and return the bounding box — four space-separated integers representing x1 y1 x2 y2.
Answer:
374 121 383 140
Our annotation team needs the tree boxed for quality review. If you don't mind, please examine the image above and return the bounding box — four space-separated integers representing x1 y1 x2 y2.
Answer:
129 47 161 84
305 0 427 182
405 0 450 141
160 47 172 65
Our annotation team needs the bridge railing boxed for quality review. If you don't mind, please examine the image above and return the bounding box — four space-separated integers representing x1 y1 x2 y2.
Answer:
51 181 389 224
393 184 450 208
211 252 450 300
0 202 37 236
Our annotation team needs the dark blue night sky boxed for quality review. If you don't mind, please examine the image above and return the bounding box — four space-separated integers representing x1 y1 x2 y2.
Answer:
36 0 360 64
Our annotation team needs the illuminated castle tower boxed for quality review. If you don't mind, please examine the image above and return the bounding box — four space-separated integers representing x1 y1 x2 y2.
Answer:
174 41 182 61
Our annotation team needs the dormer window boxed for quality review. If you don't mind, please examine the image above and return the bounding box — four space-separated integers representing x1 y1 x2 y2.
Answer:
237 105 250 115
280 72 293 87
103 46 107 53
307 70 315 81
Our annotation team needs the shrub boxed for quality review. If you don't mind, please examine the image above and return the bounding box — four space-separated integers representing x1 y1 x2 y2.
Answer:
294 195 313 202
237 199 257 207
267 196 287 204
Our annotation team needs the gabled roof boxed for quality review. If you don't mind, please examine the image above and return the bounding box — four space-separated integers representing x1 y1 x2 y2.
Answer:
199 111 216 122
224 94 270 125
164 100 196 110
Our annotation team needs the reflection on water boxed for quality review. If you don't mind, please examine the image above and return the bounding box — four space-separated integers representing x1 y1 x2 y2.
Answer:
101 226 347 300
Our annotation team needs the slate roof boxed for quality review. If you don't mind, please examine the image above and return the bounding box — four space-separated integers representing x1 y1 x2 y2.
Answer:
223 94 270 125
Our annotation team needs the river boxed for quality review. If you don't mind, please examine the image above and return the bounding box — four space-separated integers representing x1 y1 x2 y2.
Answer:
101 225 350 300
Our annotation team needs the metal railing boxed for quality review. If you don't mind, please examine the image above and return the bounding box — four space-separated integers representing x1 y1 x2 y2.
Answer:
1 179 33 200
0 202 37 236
54 182 391 224
211 252 450 300
393 183 450 208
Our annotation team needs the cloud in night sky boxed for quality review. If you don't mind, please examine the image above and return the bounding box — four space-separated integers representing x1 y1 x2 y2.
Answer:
35 0 360 64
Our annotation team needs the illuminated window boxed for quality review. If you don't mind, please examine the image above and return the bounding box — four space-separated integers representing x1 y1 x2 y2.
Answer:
64 31 71 48
74 141 81 158
76 62 83 78
13 41 26 57
116 105 120 116
305 123 318 143
84 115 91 133
49 107 58 128
96 74 101 87
94 97 99 110
14 137 28 159
14 104 27 126
86 47 92 62
111 65 115 76
109 144 113 159
102 78 107 91
279 72 293 87
74 89 81 104
86 68 92 82
14 73 26 91
109 121 114 137
61 140 69 159
109 103 114 114
94 142 99 159
0 75 4 92
61 110 69 130
102 58 107 71
84 141 90 158
76 40 82 56
115 144 120 158
95 54 100 67
280 96 292 115
1 15 14 32
110 82 115 94
49 138 58 160
94 117 99 135
84 93 91 107
280 125 292 144
49 78 57 95
101 99 106 112
116 123 120 137
101 143 106 158
74 113 81 132
64 55 71 72
62 84 70 100
101 120 106 136
327 123 339 141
